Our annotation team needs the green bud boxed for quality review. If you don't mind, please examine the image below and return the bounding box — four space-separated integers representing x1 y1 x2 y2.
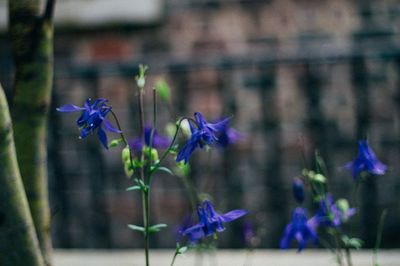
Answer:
155 79 171 102
336 199 350 212
124 162 134 177
311 173 326 183
144 146 159 162
122 146 131 163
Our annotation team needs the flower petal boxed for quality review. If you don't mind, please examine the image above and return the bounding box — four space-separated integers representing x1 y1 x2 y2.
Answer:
219 209 248 223
56 104 85 112
103 119 122 133
97 127 108 149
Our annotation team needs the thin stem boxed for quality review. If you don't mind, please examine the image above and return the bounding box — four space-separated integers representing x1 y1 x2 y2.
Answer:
110 110 134 178
150 117 188 175
137 87 149 266
143 190 150 266
373 209 388 266
334 232 344 266
345 248 353 266
170 249 179 266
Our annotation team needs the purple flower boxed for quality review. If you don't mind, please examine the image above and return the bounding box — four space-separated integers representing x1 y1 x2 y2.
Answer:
280 207 318 252
292 178 305 204
128 126 171 154
311 194 356 228
344 140 387 180
181 200 247 243
57 98 121 149
216 126 242 148
242 220 255 246
176 112 230 164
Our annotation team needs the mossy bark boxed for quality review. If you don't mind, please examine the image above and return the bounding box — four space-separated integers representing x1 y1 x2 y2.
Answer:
0 84 45 266
8 1 55 265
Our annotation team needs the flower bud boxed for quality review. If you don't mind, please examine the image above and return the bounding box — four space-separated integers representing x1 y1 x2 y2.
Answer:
292 177 305 203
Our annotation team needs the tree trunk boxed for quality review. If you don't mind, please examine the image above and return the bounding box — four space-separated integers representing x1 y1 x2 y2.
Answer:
0 84 45 266
8 1 55 265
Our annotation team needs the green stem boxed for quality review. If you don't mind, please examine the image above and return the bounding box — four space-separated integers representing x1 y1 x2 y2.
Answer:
373 209 388 266
345 248 353 266
137 87 150 266
170 248 179 266
150 117 188 176
334 232 344 266
109 110 135 176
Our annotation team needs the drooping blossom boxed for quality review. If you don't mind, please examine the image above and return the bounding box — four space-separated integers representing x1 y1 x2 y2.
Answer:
280 207 318 252
181 200 247 243
57 98 120 149
311 194 356 229
176 112 230 164
344 140 387 180
129 126 171 154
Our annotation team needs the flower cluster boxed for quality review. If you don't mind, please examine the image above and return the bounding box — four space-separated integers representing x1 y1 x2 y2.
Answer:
281 140 386 252
181 200 247 243
57 98 120 149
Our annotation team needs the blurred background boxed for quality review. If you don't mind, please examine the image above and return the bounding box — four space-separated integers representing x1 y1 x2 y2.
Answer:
1 0 400 250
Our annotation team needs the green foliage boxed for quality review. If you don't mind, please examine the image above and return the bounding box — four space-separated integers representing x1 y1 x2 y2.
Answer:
155 79 171 102
342 236 363 249
148 224 168 233
109 138 124 148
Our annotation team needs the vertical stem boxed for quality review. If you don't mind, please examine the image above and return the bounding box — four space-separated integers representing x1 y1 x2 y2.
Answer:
345 248 353 266
373 209 388 266
137 88 149 266
334 233 344 266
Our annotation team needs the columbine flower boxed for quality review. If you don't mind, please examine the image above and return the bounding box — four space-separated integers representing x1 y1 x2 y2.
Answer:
311 194 355 228
181 200 247 243
216 126 242 148
292 178 305 204
280 207 318 252
129 126 171 154
344 140 387 180
176 112 230 164
57 98 120 149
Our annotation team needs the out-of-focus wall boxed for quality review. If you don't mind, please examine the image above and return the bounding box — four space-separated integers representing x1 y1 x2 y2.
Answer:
1 0 400 249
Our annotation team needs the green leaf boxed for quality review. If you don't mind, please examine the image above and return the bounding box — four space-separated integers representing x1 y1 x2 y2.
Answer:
148 223 167 233
155 166 174 175
342 236 363 249
134 178 149 192
126 185 141 191
128 224 145 233
178 246 188 254
109 138 124 148
155 79 171 102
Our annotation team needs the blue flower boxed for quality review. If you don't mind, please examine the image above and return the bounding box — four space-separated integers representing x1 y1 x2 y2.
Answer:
280 207 318 252
176 112 230 164
344 140 387 180
292 178 305 204
129 126 171 154
57 98 121 149
216 126 242 148
311 194 356 228
181 200 247 243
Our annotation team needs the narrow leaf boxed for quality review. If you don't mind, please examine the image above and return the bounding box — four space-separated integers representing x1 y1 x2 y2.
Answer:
148 223 168 233
128 224 145 232
126 186 141 191
156 167 174 175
